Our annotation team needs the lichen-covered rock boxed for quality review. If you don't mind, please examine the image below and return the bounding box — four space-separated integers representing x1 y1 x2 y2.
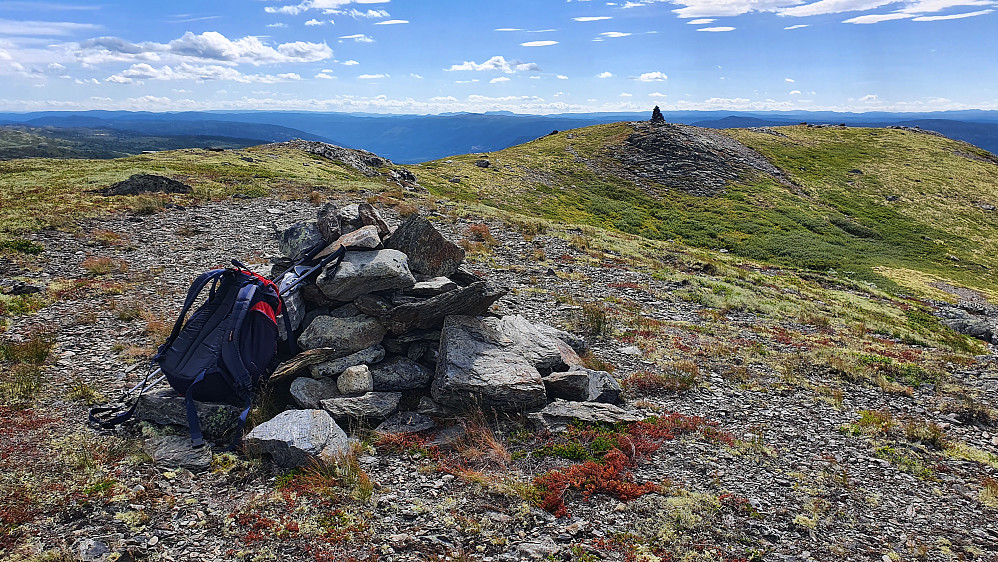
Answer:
383 215 465 277
135 389 241 439
143 435 213 470
279 220 324 261
375 411 436 435
244 409 349 468
528 401 645 433
337 364 374 394
297 314 387 354
316 249 415 301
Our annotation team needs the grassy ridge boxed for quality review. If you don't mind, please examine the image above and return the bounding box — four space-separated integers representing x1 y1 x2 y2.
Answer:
414 123 998 296
0 145 384 235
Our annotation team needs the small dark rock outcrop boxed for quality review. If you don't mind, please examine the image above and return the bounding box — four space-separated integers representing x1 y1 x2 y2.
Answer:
100 174 192 196
280 139 389 177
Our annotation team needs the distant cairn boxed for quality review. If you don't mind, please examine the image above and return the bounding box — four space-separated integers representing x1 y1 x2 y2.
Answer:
651 105 665 124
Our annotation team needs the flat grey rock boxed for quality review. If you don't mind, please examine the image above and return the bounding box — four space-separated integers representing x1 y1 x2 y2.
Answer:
244 409 349 468
135 389 241 440
297 314 387 354
143 435 213 470
405 276 458 297
316 249 415 301
309 345 386 378
371 356 434 391
528 401 645 433
545 367 622 403
290 376 340 409
321 392 402 421
375 411 436 434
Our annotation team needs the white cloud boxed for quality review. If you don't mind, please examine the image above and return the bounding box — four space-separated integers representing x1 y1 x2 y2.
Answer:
557 74 569 79
266 22 288 28
339 33 374 42
74 31 333 67
913 8 993 19
784 24 808 29
779 0 895 17
521 40 558 46
687 18 715 23
653 0 794 18
490 76 510 83
785 77 795 82
898 0 993 14
597 71 613 78
264 0 389 16
339 8 390 18
341 59 359 65
599 31 632 37
698 26 736 31
106 62 303 83
410 73 423 78
305 18 324 25
789 89 801 94
573 16 612 20
620 92 632 97
315 70 335 79
860 94 878 101
842 12 913 22
374 19 408 24
635 71 668 81
649 92 667 98
358 73 387 79
0 18 100 36
446 56 540 73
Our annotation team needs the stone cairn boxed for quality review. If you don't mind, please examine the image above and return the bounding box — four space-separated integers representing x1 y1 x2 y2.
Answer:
137 202 644 469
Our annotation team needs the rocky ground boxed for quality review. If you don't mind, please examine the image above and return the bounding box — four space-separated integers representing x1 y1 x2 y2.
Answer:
2 189 998 562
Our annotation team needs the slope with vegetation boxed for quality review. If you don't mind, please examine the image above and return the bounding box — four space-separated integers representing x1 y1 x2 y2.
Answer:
1 123 996 561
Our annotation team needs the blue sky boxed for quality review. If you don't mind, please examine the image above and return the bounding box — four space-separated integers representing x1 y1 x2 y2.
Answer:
0 0 995 114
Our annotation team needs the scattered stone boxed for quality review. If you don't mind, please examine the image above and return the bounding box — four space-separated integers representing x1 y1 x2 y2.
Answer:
383 215 466 277
528 400 646 433
544 368 622 403
432 315 548 411
385 281 508 335
321 392 402 421
316 249 416 301
371 356 434 391
100 174 191 196
0 279 43 296
290 376 340 409
619 345 642 356
135 389 241 439
297 314 387 354
309 345 386 378
337 364 375 394
244 409 349 468
73 538 111 562
375 411 436 434
143 435 213 470
505 535 559 559
475 159 490 168
279 220 324 261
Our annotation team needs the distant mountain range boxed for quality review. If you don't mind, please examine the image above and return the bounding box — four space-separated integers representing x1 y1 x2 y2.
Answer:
1 109 996 163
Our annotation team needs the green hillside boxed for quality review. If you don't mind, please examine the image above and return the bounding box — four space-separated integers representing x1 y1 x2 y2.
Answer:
415 123 998 298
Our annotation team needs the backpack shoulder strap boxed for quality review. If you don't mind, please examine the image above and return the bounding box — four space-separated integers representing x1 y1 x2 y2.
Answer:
154 269 228 361
220 282 258 396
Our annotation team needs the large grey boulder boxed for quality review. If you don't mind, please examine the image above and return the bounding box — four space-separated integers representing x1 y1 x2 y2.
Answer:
297 314 387 354
431 315 549 412
371 356 434 391
528 401 646 433
136 389 241 439
321 392 402 421
316 249 416 301
290 376 340 409
279 220 324 261
384 215 465 277
535 323 590 356
309 345 386 379
244 409 349 468
544 367 621 404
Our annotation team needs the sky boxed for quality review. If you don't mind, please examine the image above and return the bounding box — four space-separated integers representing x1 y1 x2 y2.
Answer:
0 0 995 115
